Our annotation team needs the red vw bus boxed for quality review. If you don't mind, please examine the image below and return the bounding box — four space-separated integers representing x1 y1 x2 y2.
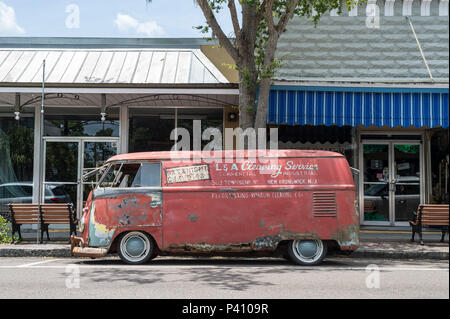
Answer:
71 150 359 265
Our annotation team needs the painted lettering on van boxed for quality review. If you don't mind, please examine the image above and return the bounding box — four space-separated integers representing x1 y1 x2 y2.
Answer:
166 164 210 184
215 161 318 178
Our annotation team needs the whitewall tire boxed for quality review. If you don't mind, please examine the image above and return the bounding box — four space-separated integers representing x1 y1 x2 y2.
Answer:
287 239 327 266
118 231 154 265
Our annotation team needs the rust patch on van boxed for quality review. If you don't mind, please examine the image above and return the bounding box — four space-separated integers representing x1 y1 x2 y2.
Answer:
166 230 320 253
168 242 253 253
331 224 359 249
252 230 319 249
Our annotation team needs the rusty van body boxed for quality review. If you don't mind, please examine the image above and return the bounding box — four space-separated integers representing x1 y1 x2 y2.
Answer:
71 150 359 265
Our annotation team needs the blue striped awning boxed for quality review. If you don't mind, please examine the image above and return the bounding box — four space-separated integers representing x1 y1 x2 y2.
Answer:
267 87 449 128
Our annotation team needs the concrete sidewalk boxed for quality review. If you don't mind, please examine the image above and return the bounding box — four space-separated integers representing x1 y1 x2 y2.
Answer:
0 237 448 260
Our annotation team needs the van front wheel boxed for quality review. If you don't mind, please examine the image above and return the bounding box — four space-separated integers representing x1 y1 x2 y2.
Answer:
118 231 154 265
288 239 327 266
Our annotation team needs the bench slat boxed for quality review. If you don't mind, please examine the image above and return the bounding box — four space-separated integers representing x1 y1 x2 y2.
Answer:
42 212 70 216
419 204 449 208
422 214 449 218
14 211 39 216
422 211 449 215
9 203 37 207
42 217 70 221
14 220 40 224
11 209 40 213
42 221 70 224
422 211 449 214
10 204 71 207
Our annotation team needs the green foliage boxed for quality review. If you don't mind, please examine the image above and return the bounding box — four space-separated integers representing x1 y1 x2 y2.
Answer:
0 215 14 244
199 1 355 93
149 0 359 127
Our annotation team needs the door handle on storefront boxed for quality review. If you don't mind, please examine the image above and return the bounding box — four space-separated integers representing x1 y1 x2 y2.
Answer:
389 180 396 192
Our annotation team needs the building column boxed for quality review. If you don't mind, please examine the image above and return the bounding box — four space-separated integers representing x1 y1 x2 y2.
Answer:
119 105 129 154
32 104 42 203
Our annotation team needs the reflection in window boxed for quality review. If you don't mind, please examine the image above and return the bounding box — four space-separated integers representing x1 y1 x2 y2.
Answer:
100 163 161 188
44 119 119 137
430 129 449 204
129 117 175 152
0 117 34 187
0 184 32 198
129 108 224 152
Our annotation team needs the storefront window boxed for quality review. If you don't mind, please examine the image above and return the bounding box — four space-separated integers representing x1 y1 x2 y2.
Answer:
177 109 223 150
129 115 175 152
45 118 119 137
276 125 356 166
430 129 449 204
0 117 34 214
129 108 223 152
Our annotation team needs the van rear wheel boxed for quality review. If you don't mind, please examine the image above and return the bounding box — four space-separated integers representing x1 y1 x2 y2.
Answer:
288 239 327 266
118 231 154 265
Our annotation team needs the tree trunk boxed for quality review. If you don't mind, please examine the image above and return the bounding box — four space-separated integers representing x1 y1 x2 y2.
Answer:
254 76 271 131
238 70 257 131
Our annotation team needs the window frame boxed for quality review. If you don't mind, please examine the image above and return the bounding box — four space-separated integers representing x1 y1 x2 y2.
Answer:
97 160 162 190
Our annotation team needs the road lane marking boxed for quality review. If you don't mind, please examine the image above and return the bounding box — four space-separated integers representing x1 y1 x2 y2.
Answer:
16 259 62 268
0 264 447 271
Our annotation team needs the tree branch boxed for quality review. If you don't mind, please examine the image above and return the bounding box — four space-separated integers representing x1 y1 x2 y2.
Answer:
265 0 276 38
256 0 267 23
228 0 241 43
196 0 240 63
275 0 300 35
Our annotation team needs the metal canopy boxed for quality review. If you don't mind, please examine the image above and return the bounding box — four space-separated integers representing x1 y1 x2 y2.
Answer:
0 48 228 85
0 91 239 111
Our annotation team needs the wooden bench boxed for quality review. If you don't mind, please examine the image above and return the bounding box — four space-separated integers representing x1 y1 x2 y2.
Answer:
9 203 77 244
409 204 449 245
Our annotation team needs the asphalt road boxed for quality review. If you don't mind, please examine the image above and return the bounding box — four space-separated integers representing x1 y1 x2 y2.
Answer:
0 256 448 299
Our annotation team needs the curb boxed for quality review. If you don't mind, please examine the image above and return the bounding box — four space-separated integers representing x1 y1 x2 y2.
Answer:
351 249 449 260
0 247 448 260
0 247 72 258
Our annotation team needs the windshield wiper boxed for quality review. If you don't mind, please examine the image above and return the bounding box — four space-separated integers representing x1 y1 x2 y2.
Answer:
82 164 109 181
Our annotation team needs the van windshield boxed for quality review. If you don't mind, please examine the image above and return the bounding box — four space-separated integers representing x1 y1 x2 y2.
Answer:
99 162 161 188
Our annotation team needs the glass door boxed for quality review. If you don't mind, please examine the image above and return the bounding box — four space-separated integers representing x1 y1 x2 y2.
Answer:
362 143 390 224
392 143 421 223
361 140 423 226
81 139 119 214
44 140 80 212
44 137 119 218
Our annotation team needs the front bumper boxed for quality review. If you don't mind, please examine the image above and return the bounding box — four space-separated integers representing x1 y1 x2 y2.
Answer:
70 235 108 258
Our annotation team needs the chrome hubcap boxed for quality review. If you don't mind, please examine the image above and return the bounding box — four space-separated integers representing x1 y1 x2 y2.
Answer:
292 239 324 264
120 232 150 262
